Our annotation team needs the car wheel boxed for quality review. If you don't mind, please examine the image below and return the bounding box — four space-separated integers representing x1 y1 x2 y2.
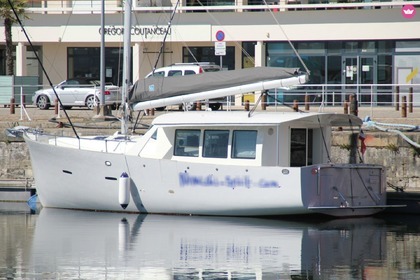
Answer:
36 95 50 110
86 95 99 110
209 103 221 111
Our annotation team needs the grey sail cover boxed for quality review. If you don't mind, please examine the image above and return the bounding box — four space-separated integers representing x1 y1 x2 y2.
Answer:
128 67 299 105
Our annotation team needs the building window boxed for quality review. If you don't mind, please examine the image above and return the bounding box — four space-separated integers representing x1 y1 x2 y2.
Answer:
186 0 234 6
0 46 41 83
344 41 359 53
67 47 130 86
395 40 420 52
361 41 376 53
242 42 256 68
327 41 342 55
377 41 394 54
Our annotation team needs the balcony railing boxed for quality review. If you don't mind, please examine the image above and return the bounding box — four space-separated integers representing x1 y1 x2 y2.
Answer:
23 1 420 14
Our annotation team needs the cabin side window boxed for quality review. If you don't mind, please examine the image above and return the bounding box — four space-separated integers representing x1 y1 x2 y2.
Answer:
290 128 313 167
232 130 257 159
203 130 229 158
174 129 200 157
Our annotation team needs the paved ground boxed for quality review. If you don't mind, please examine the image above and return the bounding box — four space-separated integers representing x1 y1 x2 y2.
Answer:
1 103 420 128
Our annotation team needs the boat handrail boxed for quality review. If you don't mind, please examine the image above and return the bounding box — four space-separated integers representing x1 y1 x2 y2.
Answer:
30 131 134 152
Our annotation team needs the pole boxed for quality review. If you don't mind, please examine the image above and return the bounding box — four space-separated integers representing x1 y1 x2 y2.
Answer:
121 0 132 135
99 0 106 115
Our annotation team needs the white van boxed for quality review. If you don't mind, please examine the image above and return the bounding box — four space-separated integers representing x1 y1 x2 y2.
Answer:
145 62 225 110
145 62 221 78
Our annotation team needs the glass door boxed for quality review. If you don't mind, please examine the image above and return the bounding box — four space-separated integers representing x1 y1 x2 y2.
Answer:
342 56 377 104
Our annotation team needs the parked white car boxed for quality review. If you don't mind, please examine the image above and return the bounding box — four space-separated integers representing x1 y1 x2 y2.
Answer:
145 62 225 111
32 77 121 110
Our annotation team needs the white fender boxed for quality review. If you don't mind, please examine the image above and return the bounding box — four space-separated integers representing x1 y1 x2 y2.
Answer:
119 172 130 209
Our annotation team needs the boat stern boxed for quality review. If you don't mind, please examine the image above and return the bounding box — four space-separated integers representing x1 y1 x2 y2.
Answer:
302 164 391 217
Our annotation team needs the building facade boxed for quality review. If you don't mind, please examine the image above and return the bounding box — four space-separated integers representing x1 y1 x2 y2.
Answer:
1 1 419 104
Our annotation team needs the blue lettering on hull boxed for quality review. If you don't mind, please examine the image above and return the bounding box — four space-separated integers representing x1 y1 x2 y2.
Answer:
179 173 280 189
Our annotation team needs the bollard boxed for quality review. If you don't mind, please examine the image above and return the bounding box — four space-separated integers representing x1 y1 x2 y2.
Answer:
54 99 59 115
10 98 15 114
244 100 250 111
293 100 299 112
261 94 267 110
196 101 201 111
304 94 310 111
409 87 413 113
343 99 349 114
401 96 407 118
150 108 155 116
349 94 358 116
395 86 399 111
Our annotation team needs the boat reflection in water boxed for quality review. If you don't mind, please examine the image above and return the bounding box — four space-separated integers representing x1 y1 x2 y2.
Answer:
31 209 387 279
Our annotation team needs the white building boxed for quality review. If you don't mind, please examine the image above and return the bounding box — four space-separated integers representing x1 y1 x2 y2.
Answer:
1 1 420 105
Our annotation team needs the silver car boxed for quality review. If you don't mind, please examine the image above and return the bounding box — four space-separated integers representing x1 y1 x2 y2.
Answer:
32 78 121 110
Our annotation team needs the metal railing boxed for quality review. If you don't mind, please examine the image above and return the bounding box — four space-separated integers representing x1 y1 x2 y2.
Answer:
23 1 420 14
264 83 419 107
1 83 419 121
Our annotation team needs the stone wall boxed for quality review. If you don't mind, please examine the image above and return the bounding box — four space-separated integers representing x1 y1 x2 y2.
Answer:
1 132 419 191
0 141 33 185
331 131 420 192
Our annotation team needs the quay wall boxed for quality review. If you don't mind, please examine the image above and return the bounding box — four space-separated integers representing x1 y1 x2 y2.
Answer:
1 131 419 192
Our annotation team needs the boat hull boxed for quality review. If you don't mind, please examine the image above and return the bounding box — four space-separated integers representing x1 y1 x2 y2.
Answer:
25 133 388 217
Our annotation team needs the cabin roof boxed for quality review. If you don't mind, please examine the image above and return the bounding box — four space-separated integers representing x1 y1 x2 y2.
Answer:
152 111 362 127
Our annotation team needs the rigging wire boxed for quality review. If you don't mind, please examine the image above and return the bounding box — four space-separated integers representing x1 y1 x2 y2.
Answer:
132 3 178 75
152 0 180 74
262 0 311 75
247 92 263 117
317 116 331 163
194 0 254 66
7 0 79 139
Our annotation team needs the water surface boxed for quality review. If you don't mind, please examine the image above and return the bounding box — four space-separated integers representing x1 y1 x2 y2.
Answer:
0 202 418 279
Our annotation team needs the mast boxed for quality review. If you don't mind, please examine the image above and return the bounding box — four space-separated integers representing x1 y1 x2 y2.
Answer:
99 0 105 113
121 0 132 135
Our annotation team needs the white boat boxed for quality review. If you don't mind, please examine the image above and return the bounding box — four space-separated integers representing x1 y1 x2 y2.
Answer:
24 109 393 217
22 1 397 217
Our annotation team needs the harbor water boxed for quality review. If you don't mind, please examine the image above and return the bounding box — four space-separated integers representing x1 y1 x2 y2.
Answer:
0 202 419 279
